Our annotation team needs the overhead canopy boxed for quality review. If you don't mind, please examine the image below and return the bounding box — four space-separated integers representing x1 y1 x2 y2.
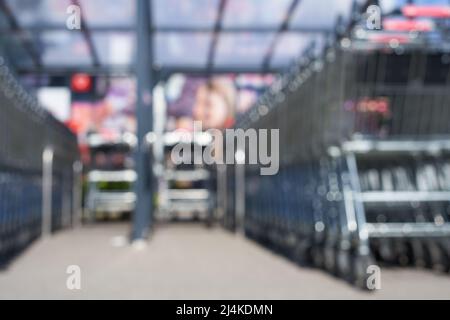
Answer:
0 0 361 75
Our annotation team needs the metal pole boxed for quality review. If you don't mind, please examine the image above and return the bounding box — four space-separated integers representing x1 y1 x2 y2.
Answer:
62 169 72 228
235 153 246 234
72 160 83 228
42 147 53 237
132 0 153 241
217 164 227 224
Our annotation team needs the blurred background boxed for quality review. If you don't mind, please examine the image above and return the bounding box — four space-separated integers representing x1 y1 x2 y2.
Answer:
2 0 450 299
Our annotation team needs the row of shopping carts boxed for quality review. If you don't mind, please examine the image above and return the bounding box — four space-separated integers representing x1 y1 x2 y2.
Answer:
151 131 217 225
0 59 79 265
235 29 450 288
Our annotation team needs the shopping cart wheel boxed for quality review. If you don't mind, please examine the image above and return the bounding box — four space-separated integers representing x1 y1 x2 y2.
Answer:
439 240 450 273
249 223 259 240
336 249 352 280
426 240 446 272
253 224 264 243
311 245 325 269
84 209 95 224
324 244 337 274
244 226 253 239
205 209 214 228
192 211 200 222
293 239 313 266
352 254 376 290
378 239 396 264
272 230 284 254
394 239 410 266
411 239 427 268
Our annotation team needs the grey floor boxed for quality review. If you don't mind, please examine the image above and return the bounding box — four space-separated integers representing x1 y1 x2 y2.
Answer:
1 222 450 299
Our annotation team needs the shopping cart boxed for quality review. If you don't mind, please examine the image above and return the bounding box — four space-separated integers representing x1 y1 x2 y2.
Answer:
0 60 79 264
238 20 450 288
150 131 217 226
84 133 137 221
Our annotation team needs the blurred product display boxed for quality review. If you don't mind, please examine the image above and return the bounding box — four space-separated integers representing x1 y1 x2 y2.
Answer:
150 131 217 225
84 133 137 221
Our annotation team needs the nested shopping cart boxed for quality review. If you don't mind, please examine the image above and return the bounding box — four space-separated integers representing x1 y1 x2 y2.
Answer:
85 133 137 221
238 26 450 287
149 131 217 226
0 61 79 263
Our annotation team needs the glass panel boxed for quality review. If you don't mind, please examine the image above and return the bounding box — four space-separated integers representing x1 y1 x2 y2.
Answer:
414 0 450 5
270 32 317 68
38 31 92 66
379 0 408 15
93 32 135 65
0 34 34 68
290 0 354 30
0 10 10 30
380 0 450 15
214 32 275 68
152 0 220 28
155 32 211 67
79 0 136 27
5 0 71 27
222 0 292 28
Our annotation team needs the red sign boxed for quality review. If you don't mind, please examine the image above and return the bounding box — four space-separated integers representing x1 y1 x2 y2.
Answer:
403 5 450 18
71 73 92 93
345 98 390 115
383 18 434 32
357 98 390 115
369 33 411 44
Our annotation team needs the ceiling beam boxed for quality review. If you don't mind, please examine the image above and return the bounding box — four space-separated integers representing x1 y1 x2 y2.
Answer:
261 0 301 71
71 0 100 67
160 66 285 75
206 0 227 74
156 26 330 33
16 65 286 76
16 64 133 76
0 26 332 35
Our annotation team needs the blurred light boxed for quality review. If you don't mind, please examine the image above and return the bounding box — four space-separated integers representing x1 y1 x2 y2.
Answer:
258 105 269 116
402 5 450 18
368 33 411 45
389 38 400 49
235 150 246 164
37 87 71 122
71 73 92 93
340 38 351 48
383 18 434 32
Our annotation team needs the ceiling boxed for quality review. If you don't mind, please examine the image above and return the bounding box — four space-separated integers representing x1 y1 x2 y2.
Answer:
0 0 362 75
